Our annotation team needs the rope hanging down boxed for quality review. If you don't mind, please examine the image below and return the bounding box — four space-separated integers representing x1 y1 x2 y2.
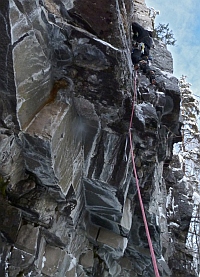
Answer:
129 71 160 277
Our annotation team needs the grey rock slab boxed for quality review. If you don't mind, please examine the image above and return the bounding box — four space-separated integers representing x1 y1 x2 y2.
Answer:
0 0 19 128
151 39 173 73
15 224 40 255
73 39 110 70
42 244 72 277
133 0 153 30
133 103 158 132
8 247 34 277
79 249 94 269
9 0 31 44
9 0 53 130
0 133 25 184
90 213 121 235
13 34 52 130
85 222 100 242
49 214 72 245
155 69 180 96
83 178 122 222
119 257 133 270
0 198 22 243
31 194 57 226
21 100 82 194
74 97 99 125
8 179 36 199
109 261 121 276
97 227 128 254
76 264 87 277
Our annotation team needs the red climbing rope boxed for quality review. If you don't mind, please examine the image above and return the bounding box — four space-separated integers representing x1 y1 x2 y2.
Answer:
129 70 160 277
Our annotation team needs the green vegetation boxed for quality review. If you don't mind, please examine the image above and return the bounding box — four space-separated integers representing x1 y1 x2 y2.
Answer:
153 23 176 46
0 175 9 197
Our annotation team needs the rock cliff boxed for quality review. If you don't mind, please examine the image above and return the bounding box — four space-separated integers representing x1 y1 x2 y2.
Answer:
0 0 199 276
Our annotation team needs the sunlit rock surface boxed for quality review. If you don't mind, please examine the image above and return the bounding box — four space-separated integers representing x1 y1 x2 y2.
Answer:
0 0 199 276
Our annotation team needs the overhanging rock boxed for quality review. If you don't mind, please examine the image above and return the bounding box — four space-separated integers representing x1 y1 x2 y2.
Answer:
83 178 132 235
97 227 128 258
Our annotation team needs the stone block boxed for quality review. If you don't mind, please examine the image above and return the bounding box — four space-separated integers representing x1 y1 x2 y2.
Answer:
133 0 153 30
80 249 94 269
0 199 22 243
65 267 76 277
90 213 121 235
14 35 52 130
42 244 72 277
0 133 25 184
9 0 52 130
109 260 121 276
8 247 34 277
9 0 32 44
119 257 133 270
84 178 122 223
15 224 40 255
97 228 128 255
151 39 173 73
50 215 71 245
9 179 36 199
0 0 19 127
32 194 57 226
86 222 100 242
21 100 82 194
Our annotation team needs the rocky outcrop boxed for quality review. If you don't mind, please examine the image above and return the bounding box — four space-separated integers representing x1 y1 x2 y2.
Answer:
0 0 198 276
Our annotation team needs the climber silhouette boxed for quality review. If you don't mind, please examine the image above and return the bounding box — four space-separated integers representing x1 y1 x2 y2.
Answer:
131 22 156 85
132 22 153 56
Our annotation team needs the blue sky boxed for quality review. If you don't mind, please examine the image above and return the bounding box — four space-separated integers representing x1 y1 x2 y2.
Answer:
145 0 200 96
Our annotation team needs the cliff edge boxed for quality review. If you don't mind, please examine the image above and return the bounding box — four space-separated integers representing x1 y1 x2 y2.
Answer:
0 0 198 276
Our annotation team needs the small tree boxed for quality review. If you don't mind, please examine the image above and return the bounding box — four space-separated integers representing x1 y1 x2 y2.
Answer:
153 23 176 46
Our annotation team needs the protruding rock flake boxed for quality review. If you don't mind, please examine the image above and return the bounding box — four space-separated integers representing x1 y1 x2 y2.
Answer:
0 0 199 276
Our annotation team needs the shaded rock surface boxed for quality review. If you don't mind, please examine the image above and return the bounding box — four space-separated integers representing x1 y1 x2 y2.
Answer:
0 0 198 276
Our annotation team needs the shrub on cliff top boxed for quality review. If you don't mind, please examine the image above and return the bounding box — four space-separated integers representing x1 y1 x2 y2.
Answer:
153 23 176 46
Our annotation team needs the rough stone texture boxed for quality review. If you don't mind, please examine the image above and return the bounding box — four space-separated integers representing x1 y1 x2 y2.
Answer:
0 131 25 185
41 244 72 276
0 196 22 243
0 0 199 276
20 100 82 194
151 40 174 73
133 0 153 29
15 224 40 255
0 0 19 129
8 248 34 277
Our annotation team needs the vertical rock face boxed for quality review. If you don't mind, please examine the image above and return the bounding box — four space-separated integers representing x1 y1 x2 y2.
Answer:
0 0 18 129
0 0 198 276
